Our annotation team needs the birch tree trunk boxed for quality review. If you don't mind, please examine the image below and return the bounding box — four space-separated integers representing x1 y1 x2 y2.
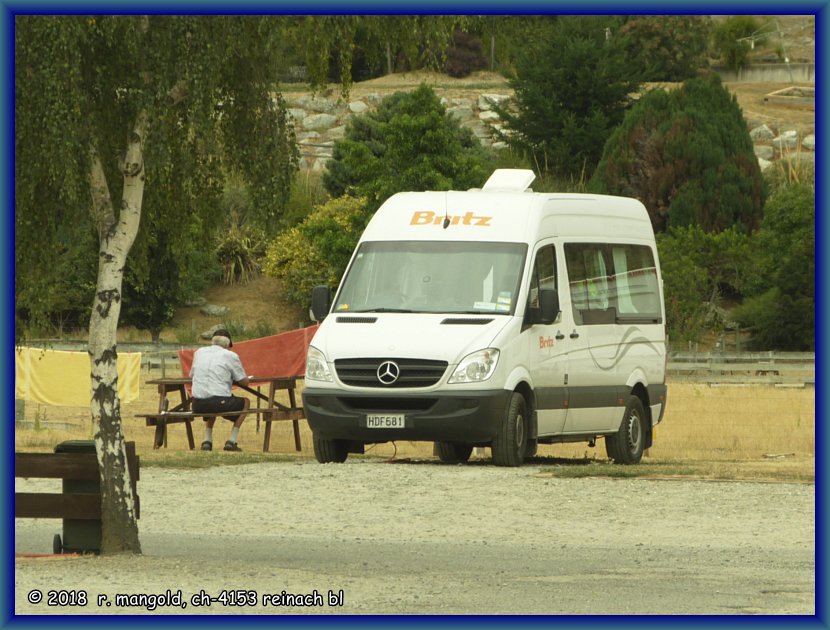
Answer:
87 113 147 554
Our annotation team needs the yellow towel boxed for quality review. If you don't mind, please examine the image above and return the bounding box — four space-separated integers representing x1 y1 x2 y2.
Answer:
15 347 141 407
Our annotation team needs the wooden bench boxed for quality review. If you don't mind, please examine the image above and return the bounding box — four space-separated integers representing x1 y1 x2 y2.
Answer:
15 441 140 553
136 407 304 452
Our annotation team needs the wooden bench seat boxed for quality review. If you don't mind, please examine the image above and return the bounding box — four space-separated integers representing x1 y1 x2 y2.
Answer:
15 442 140 553
136 407 304 452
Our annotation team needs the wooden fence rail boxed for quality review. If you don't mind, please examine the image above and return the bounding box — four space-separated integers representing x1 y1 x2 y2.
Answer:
667 352 815 386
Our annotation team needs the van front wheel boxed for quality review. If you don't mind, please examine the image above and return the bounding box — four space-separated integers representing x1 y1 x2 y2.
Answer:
313 436 349 463
435 442 473 464
492 393 527 467
605 395 646 464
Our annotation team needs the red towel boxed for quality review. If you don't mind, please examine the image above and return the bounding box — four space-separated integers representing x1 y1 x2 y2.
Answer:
179 324 319 379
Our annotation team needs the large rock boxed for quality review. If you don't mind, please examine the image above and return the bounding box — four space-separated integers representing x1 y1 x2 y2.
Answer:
295 95 343 114
772 129 799 150
200 304 229 317
447 105 474 121
749 123 775 140
303 113 338 131
478 93 511 110
754 145 774 160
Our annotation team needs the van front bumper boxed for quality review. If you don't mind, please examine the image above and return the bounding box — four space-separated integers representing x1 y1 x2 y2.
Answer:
302 388 513 445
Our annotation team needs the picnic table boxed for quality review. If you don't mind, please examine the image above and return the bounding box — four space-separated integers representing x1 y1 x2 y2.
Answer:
138 376 304 452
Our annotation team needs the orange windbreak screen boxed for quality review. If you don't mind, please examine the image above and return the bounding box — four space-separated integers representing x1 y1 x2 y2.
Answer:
178 324 319 379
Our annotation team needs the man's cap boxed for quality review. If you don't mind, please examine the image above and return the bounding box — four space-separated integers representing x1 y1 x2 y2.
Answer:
213 328 233 347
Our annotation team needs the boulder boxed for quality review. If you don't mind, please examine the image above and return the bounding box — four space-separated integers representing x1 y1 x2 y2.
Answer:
303 113 338 131
200 304 229 317
478 93 511 110
772 129 799 150
749 123 775 140
754 145 774 160
447 106 474 121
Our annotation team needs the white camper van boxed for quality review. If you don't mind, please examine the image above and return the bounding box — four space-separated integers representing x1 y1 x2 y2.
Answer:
303 169 667 467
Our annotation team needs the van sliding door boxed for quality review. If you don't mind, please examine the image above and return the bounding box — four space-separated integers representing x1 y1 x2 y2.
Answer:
524 243 568 437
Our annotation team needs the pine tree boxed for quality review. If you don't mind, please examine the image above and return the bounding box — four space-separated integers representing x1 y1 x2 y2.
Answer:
590 74 764 233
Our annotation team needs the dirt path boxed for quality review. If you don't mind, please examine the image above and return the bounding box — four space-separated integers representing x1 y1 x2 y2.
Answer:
15 459 814 615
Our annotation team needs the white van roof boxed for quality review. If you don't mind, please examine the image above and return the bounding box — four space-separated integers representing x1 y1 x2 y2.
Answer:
360 170 654 245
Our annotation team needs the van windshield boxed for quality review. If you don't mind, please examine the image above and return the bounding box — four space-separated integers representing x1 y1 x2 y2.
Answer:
334 241 528 315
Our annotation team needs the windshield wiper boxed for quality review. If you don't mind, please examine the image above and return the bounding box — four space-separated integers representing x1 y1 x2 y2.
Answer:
351 308 414 313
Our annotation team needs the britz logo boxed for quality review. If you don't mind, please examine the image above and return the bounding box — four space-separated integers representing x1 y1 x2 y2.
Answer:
410 211 492 227
539 336 555 349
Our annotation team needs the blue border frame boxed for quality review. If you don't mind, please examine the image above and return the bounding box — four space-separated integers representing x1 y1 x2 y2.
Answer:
2 2 826 628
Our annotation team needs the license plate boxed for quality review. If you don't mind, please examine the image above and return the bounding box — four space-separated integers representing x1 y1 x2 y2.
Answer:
366 414 406 429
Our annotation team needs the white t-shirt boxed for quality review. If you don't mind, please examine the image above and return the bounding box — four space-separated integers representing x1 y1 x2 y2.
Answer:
190 344 246 398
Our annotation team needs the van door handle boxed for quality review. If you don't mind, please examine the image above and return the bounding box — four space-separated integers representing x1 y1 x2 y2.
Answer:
555 332 565 340
569 331 580 339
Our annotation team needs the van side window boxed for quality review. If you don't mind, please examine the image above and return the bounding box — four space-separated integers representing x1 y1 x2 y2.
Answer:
528 245 557 309
565 243 661 325
610 244 661 320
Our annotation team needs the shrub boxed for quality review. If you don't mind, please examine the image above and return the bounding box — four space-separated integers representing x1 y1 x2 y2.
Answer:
263 196 371 307
591 74 764 234
732 183 814 350
444 29 488 78
657 225 752 344
214 223 266 285
323 84 488 211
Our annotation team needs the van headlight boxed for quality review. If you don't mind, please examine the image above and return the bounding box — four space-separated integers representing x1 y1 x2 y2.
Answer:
305 346 333 382
449 349 499 383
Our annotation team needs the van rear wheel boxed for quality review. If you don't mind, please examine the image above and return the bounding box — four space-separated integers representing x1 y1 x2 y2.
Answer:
313 436 349 463
435 442 473 464
605 395 646 464
492 392 527 467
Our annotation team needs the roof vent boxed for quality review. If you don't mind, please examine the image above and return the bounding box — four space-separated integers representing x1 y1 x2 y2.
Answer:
481 169 536 192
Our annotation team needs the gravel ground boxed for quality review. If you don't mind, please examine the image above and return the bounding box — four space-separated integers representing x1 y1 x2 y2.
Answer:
15 459 815 616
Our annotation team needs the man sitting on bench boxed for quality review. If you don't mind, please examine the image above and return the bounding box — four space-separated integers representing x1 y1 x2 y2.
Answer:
190 328 251 452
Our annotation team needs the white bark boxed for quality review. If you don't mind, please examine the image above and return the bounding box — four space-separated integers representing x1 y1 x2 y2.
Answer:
88 112 147 554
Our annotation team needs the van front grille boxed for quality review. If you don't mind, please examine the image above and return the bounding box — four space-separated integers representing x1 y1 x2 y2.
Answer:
334 358 448 388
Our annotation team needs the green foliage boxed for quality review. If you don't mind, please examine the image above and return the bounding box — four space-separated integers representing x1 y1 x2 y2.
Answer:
280 171 330 232
214 223 266 285
15 214 98 337
619 16 712 81
732 183 814 350
121 231 179 341
15 16 304 342
657 226 752 344
712 16 762 71
287 16 465 90
263 196 371 307
493 16 641 181
323 84 488 211
591 75 764 233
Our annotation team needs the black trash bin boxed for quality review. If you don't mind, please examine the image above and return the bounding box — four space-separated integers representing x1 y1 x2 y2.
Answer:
53 440 101 554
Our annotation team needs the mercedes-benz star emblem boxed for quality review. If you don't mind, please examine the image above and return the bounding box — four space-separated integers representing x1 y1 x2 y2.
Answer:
377 361 400 385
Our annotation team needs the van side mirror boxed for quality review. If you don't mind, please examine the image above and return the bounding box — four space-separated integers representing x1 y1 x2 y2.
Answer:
310 285 331 322
537 288 560 325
